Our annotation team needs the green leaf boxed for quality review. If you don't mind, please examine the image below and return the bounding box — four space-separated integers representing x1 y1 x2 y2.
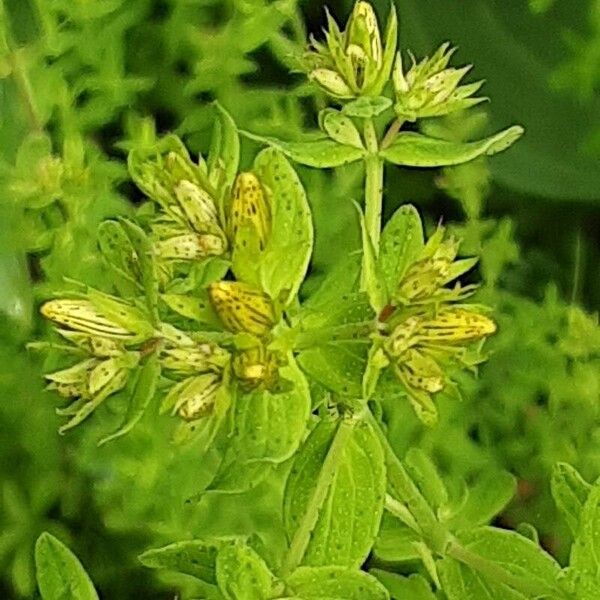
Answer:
440 526 562 599
321 110 364 149
35 533 98 600
448 470 516 528
343 97 393 118
208 102 240 196
216 541 275 600
139 539 222 585
207 357 311 493
404 448 448 513
355 201 386 313
551 462 591 536
283 415 386 569
97 352 161 446
438 557 524 600
286 566 389 599
118 218 160 324
371 570 436 600
568 476 600 598
242 132 365 168
297 343 367 398
374 514 422 563
377 205 424 301
380 126 523 167
253 148 313 305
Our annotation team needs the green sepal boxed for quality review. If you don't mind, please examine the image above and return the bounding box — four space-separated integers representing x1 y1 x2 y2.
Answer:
343 96 393 118
320 109 364 149
97 352 161 446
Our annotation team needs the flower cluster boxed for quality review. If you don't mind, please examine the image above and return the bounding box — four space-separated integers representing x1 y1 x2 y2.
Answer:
128 136 229 281
40 296 153 432
376 227 496 424
303 1 397 99
393 43 485 121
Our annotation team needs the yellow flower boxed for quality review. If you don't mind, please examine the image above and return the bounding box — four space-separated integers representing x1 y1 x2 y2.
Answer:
229 172 272 252
208 281 276 337
233 345 279 391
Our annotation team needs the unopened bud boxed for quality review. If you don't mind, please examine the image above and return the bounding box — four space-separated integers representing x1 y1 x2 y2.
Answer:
208 281 275 337
420 308 496 344
41 299 140 340
229 172 271 251
154 233 225 261
310 68 354 98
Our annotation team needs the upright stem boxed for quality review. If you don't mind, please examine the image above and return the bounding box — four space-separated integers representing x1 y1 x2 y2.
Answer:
1 0 43 132
363 119 384 255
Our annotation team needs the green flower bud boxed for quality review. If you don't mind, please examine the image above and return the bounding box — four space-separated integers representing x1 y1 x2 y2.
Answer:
163 373 221 422
310 68 354 98
161 344 229 375
304 1 397 99
393 43 486 121
346 1 382 67
419 307 496 344
154 233 226 261
208 281 276 337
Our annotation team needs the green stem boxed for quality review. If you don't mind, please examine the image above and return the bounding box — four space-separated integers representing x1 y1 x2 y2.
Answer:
447 540 568 599
365 407 449 553
363 119 384 255
380 118 405 150
1 0 43 132
279 416 357 578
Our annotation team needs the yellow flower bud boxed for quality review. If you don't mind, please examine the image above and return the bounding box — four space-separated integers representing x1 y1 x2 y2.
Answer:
229 172 271 251
420 308 496 344
233 346 279 391
161 344 229 375
41 299 138 340
346 1 382 67
208 281 276 337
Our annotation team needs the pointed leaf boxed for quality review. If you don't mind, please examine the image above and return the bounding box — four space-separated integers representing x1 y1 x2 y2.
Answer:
380 126 524 167
97 353 161 446
286 566 389 599
377 204 425 303
216 541 275 600
243 132 364 168
35 533 98 600
284 415 386 569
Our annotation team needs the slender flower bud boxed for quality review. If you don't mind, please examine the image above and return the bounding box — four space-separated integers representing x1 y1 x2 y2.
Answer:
163 373 221 422
208 281 276 337
154 233 225 261
41 299 144 341
346 1 382 68
229 172 272 251
419 308 496 344
161 344 229 375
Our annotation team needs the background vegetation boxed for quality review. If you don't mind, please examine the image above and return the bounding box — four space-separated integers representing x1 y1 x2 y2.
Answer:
0 0 598 597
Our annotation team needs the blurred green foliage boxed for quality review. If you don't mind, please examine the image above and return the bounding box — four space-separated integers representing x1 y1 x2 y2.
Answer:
0 0 598 597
